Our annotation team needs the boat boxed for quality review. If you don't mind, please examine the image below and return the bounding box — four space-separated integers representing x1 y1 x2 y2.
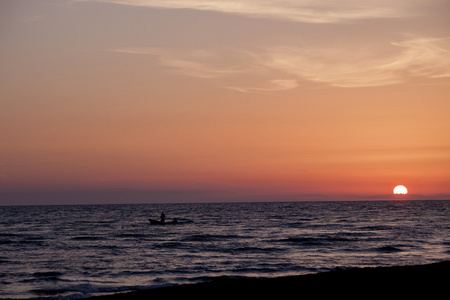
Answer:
148 218 178 225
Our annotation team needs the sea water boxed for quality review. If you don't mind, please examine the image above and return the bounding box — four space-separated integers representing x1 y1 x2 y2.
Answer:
1 200 449 299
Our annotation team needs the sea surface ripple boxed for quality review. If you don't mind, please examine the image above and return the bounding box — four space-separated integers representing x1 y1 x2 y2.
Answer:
1 200 449 299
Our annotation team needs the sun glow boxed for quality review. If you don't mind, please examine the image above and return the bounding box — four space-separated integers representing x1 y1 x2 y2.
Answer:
393 185 408 195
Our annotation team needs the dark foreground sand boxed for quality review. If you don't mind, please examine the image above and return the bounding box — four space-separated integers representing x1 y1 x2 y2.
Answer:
90 261 449 299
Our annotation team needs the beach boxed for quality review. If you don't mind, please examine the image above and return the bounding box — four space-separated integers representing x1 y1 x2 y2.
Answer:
90 260 449 299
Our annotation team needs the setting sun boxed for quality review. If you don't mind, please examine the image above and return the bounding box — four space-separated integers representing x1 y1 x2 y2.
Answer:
393 185 408 195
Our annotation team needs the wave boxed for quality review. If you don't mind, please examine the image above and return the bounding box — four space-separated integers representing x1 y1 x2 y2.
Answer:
71 236 106 241
33 271 63 278
114 233 148 238
0 239 48 246
358 225 396 231
375 245 403 253
277 235 356 246
30 283 112 299
181 234 242 242
0 239 14 245
0 233 19 237
27 260 449 300
153 242 184 249
31 271 64 282
233 246 285 253
110 261 450 299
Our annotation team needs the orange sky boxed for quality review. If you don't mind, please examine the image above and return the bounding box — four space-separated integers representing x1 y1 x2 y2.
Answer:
1 0 450 204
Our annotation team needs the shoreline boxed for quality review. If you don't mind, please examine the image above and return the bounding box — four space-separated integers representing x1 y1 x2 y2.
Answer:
89 260 449 299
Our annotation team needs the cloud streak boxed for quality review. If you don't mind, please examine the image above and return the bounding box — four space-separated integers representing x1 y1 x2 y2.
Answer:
116 37 450 90
228 79 299 93
115 47 260 79
385 38 450 79
79 0 418 23
264 37 450 87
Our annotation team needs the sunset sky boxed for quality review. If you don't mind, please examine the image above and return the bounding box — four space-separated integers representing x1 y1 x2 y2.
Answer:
1 0 450 205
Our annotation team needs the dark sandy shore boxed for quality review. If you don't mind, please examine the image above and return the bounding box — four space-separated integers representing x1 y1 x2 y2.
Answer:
90 261 449 299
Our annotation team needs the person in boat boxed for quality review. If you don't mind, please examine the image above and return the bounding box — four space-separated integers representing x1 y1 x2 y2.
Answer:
160 212 166 223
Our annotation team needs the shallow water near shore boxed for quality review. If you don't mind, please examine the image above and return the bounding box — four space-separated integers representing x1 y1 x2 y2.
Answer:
1 200 449 299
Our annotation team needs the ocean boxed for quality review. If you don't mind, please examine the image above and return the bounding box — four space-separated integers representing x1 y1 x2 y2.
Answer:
1 200 449 299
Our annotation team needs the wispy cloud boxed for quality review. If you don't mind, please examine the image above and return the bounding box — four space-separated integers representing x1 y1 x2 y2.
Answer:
115 47 262 79
229 79 299 93
116 47 299 91
273 37 450 87
383 38 450 79
116 37 450 90
79 0 416 23
266 37 450 87
263 46 403 88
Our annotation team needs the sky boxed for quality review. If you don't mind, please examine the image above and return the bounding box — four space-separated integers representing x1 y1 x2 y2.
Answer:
1 0 450 205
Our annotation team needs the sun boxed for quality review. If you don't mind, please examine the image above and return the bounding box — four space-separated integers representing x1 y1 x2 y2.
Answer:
393 185 408 195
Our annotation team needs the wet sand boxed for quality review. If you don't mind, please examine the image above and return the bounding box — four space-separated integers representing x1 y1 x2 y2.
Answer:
90 261 449 299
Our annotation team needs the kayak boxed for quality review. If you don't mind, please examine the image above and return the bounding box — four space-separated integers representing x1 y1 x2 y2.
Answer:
148 218 178 225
